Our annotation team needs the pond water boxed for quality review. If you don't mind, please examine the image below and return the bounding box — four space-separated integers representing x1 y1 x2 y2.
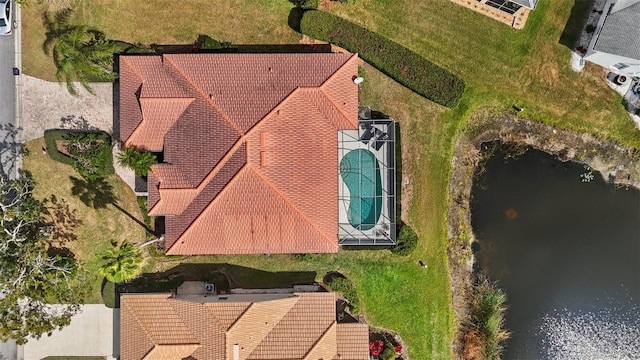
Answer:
471 144 640 359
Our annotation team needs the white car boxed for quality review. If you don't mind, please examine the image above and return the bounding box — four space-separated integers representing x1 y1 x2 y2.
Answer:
0 0 12 36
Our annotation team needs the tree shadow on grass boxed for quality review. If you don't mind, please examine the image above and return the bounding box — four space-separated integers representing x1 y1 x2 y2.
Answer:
69 176 155 235
41 194 82 245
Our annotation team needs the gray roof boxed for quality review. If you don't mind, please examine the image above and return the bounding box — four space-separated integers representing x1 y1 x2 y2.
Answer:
594 0 640 60
509 0 538 9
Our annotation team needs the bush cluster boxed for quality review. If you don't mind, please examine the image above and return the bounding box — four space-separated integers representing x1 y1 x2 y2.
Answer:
300 10 465 107
390 223 418 256
464 275 510 360
44 130 115 180
325 276 360 315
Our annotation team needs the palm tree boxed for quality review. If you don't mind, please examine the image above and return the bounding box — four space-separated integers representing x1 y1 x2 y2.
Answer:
117 146 157 176
43 9 119 96
97 241 144 284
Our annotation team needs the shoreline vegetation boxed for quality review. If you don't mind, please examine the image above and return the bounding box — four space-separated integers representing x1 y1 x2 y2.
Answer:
447 110 640 356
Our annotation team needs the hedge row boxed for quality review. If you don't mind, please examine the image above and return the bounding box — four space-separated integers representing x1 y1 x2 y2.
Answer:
300 10 465 107
43 129 115 175
326 276 360 315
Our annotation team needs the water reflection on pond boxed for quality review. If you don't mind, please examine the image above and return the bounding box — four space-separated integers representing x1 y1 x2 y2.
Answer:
471 144 640 359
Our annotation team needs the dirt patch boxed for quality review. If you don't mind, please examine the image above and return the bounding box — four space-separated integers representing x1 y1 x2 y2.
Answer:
447 110 640 355
55 140 72 157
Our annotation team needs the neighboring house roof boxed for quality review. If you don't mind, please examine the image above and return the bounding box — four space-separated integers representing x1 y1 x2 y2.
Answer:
119 53 360 255
593 0 640 60
120 292 369 360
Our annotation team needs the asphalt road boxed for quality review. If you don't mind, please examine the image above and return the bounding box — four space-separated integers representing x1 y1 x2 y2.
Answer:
0 2 17 180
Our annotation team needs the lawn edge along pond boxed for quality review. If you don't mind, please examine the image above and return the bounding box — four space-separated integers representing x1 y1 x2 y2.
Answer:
446 110 640 355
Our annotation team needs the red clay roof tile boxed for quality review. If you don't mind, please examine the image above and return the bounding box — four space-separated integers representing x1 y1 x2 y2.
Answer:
119 53 359 255
120 292 368 360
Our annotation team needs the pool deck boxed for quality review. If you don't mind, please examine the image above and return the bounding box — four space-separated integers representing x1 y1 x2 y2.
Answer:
337 119 396 245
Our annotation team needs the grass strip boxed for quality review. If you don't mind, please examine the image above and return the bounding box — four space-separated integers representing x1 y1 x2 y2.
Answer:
300 10 465 107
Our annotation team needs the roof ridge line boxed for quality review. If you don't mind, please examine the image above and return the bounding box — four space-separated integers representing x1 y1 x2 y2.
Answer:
248 166 337 249
320 53 358 88
165 163 249 254
319 54 359 128
125 97 195 150
240 86 308 138
302 321 337 360
226 301 256 333
318 88 358 129
162 54 244 136
120 56 145 83
121 297 163 350
165 299 202 346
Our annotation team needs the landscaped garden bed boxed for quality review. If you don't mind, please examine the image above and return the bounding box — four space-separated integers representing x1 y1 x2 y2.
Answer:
44 129 115 178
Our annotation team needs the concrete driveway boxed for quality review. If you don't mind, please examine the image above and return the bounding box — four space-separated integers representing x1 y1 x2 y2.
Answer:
20 76 114 142
20 304 119 360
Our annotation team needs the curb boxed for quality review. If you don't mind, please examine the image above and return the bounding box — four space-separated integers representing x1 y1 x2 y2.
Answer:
13 1 22 180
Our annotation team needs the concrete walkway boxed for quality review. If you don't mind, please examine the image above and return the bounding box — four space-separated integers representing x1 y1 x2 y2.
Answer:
20 304 119 360
20 76 114 142
19 75 141 192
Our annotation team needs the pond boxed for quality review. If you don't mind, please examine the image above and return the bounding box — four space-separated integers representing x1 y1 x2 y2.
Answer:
471 144 640 359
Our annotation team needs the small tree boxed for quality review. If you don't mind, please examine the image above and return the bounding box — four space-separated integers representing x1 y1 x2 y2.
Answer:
65 132 111 181
0 175 88 344
118 146 157 176
98 241 144 284
44 9 118 96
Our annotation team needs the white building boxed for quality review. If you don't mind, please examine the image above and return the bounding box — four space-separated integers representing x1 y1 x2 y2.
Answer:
584 0 640 77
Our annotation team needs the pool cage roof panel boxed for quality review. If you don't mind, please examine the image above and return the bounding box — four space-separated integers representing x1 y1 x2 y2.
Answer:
338 118 397 246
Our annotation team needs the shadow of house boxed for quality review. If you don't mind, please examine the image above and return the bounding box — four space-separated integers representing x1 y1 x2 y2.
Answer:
559 0 595 50
128 263 317 293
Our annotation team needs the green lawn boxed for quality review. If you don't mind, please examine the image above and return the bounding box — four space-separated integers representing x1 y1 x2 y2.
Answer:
20 0 640 359
23 138 147 304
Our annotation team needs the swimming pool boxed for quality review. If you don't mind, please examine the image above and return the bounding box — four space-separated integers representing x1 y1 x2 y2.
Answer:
339 149 382 230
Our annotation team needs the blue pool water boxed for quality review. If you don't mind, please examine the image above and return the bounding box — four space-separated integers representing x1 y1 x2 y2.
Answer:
339 149 382 230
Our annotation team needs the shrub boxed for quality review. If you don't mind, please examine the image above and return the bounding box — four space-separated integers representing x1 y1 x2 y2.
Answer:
369 340 384 357
196 34 234 50
292 0 319 9
44 130 114 180
292 253 313 261
379 341 396 360
101 279 118 308
300 10 465 107
65 132 113 181
390 223 418 256
466 275 510 360
326 276 360 315
585 24 597 33
118 146 157 175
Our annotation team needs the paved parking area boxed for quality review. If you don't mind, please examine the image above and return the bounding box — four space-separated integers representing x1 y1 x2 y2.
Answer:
20 304 119 360
20 76 114 142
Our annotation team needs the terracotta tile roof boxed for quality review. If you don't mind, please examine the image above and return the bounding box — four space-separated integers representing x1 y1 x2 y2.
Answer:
142 344 200 360
335 324 370 360
120 292 368 360
146 172 161 210
204 302 252 330
119 53 359 255
126 97 194 151
248 292 336 359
